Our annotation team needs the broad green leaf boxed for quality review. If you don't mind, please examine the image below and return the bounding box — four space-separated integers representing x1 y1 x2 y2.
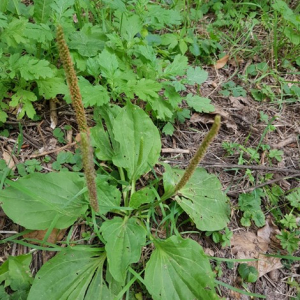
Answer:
24 23 53 45
112 102 161 181
286 188 300 209
186 94 215 113
272 0 294 18
163 85 182 108
50 0 75 24
0 172 88 230
144 236 218 300
168 80 186 92
120 14 142 42
37 76 68 99
2 18 28 47
78 77 110 107
134 79 162 101
284 27 300 45
33 0 52 24
27 247 111 300
97 49 119 79
86 57 101 78
147 97 174 120
68 25 105 57
102 0 126 12
0 110 7 123
10 88 37 119
9 54 54 80
0 286 9 300
179 39 188 54
186 66 208 85
162 122 175 136
91 122 115 161
146 6 182 30
135 45 156 63
0 12 8 27
164 55 188 77
101 217 146 283
163 166 230 231
176 108 190 123
0 253 33 292
95 176 121 215
64 77 110 107
238 264 259 283
129 186 156 209
161 33 179 48
0 0 9 13
91 104 121 161
238 189 265 227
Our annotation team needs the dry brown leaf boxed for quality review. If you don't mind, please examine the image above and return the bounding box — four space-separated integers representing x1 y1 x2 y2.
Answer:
231 232 267 260
214 54 229 69
190 113 213 124
190 105 237 132
257 254 282 277
231 217 283 278
2 151 16 170
228 290 241 300
229 96 251 110
228 56 244 67
24 228 66 244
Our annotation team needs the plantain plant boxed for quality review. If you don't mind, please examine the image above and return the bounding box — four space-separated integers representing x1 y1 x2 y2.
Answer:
0 25 230 300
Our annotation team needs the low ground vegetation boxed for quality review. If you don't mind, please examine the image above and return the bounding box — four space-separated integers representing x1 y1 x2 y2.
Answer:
0 0 299 299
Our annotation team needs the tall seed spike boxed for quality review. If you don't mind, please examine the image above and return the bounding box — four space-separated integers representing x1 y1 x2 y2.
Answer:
174 115 221 193
56 25 99 212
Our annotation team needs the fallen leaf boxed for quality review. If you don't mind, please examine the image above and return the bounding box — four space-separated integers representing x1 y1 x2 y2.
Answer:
190 104 237 132
24 228 66 244
257 254 282 277
2 151 16 170
214 54 229 69
190 113 213 124
231 216 283 278
229 96 251 110
228 290 241 300
231 232 267 259
228 56 244 67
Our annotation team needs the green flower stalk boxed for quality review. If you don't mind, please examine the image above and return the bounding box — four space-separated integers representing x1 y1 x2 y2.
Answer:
162 115 221 201
56 25 99 212
175 115 221 192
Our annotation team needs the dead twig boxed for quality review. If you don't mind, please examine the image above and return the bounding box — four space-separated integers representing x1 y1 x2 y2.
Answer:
161 148 190 154
199 162 300 174
226 173 300 196
272 136 298 149
29 141 77 158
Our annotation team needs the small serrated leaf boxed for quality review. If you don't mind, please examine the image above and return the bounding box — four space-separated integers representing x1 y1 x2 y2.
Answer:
186 66 208 85
134 79 162 101
186 94 215 113
164 55 188 77
162 122 175 136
